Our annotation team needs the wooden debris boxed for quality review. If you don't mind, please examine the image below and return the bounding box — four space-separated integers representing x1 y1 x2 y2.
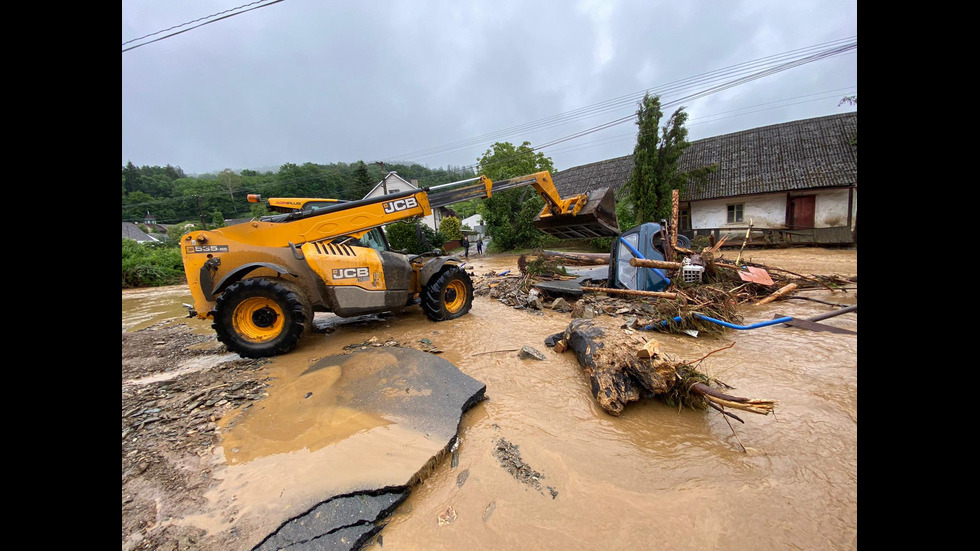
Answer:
628 258 683 270
581 287 679 300
636 339 661 359
757 283 799 305
540 250 610 265
707 234 730 253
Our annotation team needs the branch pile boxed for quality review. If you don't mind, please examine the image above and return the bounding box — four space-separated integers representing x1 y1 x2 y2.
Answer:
470 246 854 338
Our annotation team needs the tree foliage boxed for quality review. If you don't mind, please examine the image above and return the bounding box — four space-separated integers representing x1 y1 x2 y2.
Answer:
451 199 481 219
439 216 463 240
121 161 477 225
477 141 554 251
621 94 689 224
352 160 374 199
121 239 185 288
384 220 444 254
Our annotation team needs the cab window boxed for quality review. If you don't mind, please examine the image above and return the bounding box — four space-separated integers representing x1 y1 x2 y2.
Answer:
357 228 390 253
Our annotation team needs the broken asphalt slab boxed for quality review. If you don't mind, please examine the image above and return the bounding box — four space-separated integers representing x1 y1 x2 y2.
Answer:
253 489 409 551
531 276 592 298
531 266 609 298
211 347 486 551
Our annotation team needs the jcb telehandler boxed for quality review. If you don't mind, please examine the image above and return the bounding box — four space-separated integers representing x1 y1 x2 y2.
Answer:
180 171 618 358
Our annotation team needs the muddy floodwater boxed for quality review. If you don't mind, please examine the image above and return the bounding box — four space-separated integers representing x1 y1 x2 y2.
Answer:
122 247 857 550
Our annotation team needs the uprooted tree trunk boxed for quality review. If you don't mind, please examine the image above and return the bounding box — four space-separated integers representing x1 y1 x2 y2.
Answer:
539 250 610 265
549 319 775 419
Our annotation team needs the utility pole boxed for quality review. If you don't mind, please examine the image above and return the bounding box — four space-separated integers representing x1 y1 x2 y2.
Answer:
197 195 208 230
375 162 388 194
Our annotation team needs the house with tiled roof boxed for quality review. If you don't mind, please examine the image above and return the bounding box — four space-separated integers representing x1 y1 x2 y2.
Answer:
553 112 857 245
122 222 159 243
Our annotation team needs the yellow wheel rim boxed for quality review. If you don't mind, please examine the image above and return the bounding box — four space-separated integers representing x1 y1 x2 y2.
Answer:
233 297 285 342
444 279 467 314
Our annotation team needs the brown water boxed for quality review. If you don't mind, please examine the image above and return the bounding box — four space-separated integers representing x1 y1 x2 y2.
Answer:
124 248 857 550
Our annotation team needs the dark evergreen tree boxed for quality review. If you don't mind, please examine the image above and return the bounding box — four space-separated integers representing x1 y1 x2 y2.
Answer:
621 93 714 225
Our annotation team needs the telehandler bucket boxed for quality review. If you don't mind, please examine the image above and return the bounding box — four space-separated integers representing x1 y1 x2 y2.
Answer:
533 186 620 239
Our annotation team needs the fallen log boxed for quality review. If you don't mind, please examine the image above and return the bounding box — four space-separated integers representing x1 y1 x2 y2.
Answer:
552 319 667 415
757 283 798 305
629 258 683 270
540 250 610 265
550 320 775 419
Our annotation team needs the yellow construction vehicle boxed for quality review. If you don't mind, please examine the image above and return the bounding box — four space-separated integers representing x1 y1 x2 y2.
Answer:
180 171 618 358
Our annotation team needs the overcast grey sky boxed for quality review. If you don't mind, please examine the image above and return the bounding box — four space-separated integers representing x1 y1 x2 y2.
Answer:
121 0 857 177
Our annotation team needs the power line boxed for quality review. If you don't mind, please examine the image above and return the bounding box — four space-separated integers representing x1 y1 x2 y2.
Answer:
123 38 856 212
122 0 286 53
397 40 855 179
387 37 855 162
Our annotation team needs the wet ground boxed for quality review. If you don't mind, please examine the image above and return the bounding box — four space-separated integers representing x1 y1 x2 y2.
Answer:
122 246 857 550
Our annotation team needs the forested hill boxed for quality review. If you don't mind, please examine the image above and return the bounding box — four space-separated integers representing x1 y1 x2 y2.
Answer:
122 160 476 225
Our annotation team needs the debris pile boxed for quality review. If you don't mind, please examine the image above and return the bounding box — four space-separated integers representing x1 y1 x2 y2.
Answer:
492 437 558 499
472 245 855 337
342 336 443 354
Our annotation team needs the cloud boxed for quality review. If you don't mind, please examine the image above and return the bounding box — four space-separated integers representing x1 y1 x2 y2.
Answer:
122 0 856 175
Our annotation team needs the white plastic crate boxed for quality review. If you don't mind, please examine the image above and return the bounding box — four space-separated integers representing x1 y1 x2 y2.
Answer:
682 264 704 283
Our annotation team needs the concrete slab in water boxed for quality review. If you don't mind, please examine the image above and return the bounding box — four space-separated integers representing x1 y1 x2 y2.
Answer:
218 347 485 551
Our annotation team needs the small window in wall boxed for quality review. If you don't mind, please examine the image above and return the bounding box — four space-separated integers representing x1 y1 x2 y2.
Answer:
727 203 744 224
679 208 691 231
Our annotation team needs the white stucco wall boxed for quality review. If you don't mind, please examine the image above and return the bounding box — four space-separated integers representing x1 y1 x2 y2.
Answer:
691 188 856 230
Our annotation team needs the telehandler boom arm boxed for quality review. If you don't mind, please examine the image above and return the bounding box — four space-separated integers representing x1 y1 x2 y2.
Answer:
240 170 619 246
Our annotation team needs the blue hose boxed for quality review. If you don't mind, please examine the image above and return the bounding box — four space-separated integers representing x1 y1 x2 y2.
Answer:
644 313 794 332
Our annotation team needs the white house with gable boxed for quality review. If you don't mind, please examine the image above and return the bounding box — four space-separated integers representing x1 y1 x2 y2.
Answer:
362 172 455 231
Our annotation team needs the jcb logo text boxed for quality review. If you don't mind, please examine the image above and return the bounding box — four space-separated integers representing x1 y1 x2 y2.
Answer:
382 197 419 214
331 267 370 279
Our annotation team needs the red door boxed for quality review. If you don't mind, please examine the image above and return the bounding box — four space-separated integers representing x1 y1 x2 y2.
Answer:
788 195 815 229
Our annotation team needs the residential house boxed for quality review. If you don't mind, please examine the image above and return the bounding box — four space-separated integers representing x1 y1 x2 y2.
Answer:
362 172 457 231
122 222 159 243
552 112 857 245
460 213 485 240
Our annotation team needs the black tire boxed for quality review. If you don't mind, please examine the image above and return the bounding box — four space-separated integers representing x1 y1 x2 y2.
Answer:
212 278 312 358
421 265 474 321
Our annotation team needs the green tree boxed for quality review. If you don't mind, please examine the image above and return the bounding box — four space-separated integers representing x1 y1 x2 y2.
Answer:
439 216 462 240
209 209 226 228
385 219 444 254
167 222 200 243
217 169 243 201
351 161 374 199
620 93 716 226
249 201 269 219
477 141 554 251
450 199 481 219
